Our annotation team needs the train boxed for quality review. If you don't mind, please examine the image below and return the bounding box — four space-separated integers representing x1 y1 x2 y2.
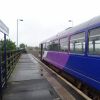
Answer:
40 16 100 94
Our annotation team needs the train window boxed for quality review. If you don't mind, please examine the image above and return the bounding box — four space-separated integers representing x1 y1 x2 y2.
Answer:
43 43 46 50
47 42 52 50
70 32 85 53
89 27 100 55
47 40 59 51
45 42 49 50
52 40 59 51
60 37 68 52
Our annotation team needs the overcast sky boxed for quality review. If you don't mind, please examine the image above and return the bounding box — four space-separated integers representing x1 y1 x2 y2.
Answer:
0 0 100 46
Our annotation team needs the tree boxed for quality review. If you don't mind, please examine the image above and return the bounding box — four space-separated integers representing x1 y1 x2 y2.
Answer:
0 39 16 51
19 43 25 49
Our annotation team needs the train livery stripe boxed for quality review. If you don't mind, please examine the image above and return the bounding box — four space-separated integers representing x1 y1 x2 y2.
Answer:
43 51 70 69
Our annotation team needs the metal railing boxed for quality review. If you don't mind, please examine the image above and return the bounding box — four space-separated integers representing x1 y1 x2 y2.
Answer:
0 49 25 99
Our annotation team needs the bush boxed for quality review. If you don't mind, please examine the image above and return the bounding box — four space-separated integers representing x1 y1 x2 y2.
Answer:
19 43 25 49
0 39 16 51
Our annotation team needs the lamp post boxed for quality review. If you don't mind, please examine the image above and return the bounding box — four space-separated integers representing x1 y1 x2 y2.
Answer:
17 19 23 48
68 20 73 27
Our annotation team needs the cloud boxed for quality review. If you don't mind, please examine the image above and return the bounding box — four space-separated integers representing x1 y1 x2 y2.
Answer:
0 0 100 46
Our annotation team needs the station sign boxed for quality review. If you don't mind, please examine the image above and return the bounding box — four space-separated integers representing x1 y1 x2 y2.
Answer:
0 20 9 35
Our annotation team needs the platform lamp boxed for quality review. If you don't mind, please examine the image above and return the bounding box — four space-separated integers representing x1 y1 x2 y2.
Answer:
68 20 73 27
17 19 23 48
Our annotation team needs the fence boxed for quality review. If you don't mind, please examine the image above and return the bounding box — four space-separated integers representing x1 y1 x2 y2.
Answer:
0 49 25 99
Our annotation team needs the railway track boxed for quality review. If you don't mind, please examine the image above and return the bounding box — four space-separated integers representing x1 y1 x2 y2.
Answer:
32 54 92 100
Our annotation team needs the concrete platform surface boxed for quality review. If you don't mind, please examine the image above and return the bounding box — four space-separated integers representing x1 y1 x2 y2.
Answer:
3 54 60 100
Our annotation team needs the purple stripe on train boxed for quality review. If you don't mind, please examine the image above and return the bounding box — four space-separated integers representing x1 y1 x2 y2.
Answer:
43 51 69 69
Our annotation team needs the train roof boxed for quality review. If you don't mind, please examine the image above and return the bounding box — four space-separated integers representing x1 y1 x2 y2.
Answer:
41 16 100 43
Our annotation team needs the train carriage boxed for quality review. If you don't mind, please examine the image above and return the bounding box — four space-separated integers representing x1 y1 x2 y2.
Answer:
40 16 100 92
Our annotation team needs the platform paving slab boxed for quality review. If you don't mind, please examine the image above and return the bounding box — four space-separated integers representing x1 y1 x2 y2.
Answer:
3 54 60 100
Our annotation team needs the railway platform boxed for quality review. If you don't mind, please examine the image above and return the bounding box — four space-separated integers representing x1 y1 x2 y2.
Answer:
3 54 61 100
2 53 90 100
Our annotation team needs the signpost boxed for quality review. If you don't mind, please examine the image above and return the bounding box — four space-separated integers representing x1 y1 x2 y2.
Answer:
0 20 9 35
0 20 9 100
